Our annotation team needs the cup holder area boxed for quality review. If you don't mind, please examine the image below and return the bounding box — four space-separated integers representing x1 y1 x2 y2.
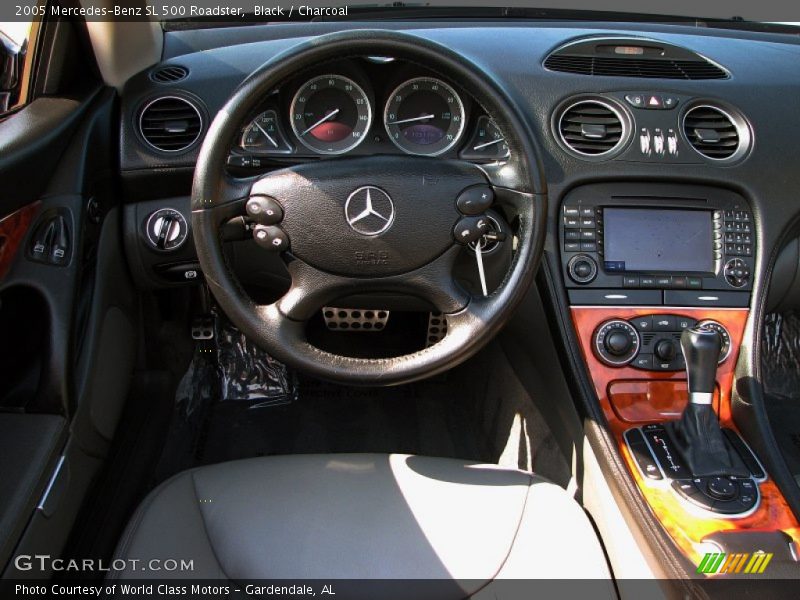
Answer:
0 286 50 409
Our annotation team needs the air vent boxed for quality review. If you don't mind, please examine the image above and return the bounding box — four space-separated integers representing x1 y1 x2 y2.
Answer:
682 105 746 161
138 96 203 153
557 100 627 157
150 65 189 83
545 56 728 80
544 37 729 80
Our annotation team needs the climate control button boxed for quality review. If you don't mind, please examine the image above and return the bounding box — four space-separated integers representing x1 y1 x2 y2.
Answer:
594 320 640 366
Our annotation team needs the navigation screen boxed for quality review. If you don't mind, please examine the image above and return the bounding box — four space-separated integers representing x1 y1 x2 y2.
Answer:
603 208 713 273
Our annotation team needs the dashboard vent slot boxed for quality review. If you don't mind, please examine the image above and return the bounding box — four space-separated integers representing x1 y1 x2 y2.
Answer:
139 96 203 153
544 37 729 80
558 100 625 156
544 56 728 80
150 65 189 83
682 106 740 160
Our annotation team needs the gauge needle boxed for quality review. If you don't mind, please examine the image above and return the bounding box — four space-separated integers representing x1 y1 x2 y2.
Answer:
473 137 506 151
300 108 340 137
387 114 435 125
254 121 279 148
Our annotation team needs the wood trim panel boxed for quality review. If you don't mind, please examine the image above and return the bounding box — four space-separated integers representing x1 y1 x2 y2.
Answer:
608 380 721 423
0 202 40 282
571 306 800 566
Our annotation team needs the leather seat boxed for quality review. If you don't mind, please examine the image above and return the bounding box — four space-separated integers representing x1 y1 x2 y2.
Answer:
112 454 612 592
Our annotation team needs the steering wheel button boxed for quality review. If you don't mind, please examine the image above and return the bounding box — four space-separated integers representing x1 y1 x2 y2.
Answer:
253 225 289 251
453 216 490 244
246 196 284 225
456 186 494 215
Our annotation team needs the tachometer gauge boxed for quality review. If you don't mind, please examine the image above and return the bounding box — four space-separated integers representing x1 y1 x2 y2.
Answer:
290 74 372 155
240 110 292 154
384 77 465 156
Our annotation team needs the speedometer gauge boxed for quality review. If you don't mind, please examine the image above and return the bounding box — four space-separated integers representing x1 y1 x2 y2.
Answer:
290 74 372 155
384 77 465 156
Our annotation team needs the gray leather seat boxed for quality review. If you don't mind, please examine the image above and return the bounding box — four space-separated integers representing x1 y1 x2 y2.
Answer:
113 454 612 592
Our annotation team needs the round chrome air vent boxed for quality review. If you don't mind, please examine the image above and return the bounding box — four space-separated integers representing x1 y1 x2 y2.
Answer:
555 98 630 159
682 104 751 163
138 96 203 153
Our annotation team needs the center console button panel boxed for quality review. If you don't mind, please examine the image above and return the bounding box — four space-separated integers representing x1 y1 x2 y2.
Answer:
625 426 765 518
594 315 729 370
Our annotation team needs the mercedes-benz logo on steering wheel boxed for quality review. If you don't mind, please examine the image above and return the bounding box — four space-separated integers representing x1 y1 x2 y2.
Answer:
344 186 395 236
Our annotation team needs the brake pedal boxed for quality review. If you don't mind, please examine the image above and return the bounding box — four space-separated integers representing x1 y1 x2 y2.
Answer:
322 307 389 332
426 312 448 346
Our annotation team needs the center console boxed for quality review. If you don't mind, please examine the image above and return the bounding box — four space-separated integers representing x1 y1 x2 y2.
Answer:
561 183 754 310
562 183 800 571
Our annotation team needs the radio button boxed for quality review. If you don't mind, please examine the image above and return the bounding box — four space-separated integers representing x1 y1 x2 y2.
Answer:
687 277 702 289
671 276 688 288
564 216 580 228
580 230 596 240
640 276 657 287
564 242 580 252
568 255 598 284
563 206 580 217
580 217 596 228
724 258 750 288
580 207 595 217
623 275 640 288
580 242 597 252
565 230 580 240
655 276 671 287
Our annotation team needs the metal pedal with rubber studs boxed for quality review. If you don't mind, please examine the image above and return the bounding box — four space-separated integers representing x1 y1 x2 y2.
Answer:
426 312 448 346
191 316 215 340
322 307 389 332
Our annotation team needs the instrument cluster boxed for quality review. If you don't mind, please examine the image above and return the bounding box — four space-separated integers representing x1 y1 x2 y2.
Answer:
229 58 509 168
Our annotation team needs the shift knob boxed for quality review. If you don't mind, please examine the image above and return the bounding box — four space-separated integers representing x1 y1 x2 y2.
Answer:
681 325 722 404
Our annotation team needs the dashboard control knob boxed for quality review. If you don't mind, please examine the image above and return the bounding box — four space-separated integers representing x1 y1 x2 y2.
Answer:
145 208 188 251
655 339 677 361
706 477 738 500
724 258 750 288
695 320 732 363
605 331 632 356
568 254 597 284
594 320 640 366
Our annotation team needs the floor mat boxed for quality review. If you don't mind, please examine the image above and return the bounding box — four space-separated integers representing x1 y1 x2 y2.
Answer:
153 317 570 488
197 375 491 464
153 317 499 484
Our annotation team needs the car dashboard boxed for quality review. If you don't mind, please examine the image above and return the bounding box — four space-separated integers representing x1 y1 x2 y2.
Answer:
114 20 800 576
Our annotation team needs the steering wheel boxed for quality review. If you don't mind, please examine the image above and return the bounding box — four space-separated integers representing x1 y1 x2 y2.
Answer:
192 30 546 386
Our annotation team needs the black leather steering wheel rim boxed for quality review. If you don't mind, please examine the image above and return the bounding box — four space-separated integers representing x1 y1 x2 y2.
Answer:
192 30 547 386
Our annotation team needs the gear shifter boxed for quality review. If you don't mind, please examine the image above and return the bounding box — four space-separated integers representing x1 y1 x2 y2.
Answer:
666 325 749 477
